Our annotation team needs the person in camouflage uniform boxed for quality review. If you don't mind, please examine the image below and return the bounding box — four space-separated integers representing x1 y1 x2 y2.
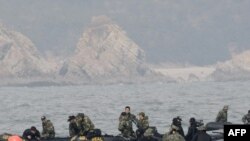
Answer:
215 105 228 123
0 133 12 141
242 110 250 124
76 113 95 136
118 112 135 138
119 106 136 123
136 112 149 138
138 128 158 141
41 116 55 139
68 116 80 137
163 125 185 141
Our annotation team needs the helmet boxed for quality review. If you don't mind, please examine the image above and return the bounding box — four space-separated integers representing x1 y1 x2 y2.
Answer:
138 112 145 117
41 116 46 120
76 113 85 118
31 126 37 131
223 105 229 110
189 117 196 123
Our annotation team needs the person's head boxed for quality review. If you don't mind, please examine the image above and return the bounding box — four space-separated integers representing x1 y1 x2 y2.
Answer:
41 116 46 121
223 105 229 112
189 117 196 125
76 113 84 121
125 106 130 114
138 112 145 120
173 116 182 126
68 116 76 123
30 126 37 134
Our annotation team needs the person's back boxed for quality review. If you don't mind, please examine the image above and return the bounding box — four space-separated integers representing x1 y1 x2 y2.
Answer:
163 125 185 141
41 116 55 139
192 125 211 141
242 110 250 124
22 127 41 141
83 115 95 131
165 132 185 141
192 131 211 141
185 118 198 141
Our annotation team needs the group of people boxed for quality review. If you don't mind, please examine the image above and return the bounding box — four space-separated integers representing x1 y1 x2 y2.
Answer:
1 105 250 141
22 116 55 141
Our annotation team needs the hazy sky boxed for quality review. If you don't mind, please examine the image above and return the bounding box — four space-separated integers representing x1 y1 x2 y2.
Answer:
0 0 250 65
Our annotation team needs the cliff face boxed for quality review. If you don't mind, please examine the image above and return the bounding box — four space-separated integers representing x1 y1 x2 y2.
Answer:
59 16 150 81
0 25 55 78
211 50 250 81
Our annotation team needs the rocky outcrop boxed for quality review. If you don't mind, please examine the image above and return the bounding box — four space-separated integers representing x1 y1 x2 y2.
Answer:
0 24 55 79
59 16 152 83
211 50 250 81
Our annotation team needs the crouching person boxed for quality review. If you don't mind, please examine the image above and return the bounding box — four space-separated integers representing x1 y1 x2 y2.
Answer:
22 126 41 141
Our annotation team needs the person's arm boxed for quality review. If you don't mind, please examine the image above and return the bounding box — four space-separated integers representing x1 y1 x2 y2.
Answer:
216 111 222 122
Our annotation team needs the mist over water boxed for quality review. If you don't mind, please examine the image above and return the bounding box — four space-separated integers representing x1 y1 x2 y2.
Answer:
1 81 249 136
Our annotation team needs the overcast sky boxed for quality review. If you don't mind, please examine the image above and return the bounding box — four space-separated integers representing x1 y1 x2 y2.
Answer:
0 0 250 65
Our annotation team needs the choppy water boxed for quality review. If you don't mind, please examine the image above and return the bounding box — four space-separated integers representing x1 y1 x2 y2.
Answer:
0 81 250 137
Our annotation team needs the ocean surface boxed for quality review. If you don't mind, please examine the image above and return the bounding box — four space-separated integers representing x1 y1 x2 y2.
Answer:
0 81 249 137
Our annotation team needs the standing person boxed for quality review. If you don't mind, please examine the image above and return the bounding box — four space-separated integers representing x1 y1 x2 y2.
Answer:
171 116 185 137
22 126 41 141
191 125 212 141
41 116 55 139
185 117 198 141
215 105 229 123
242 110 250 124
118 112 135 138
68 115 79 137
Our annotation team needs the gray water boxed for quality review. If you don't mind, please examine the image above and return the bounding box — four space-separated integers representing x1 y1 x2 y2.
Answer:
0 81 249 137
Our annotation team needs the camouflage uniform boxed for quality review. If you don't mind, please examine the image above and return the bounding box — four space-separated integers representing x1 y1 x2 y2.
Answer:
137 116 149 131
163 132 185 141
76 114 95 136
215 110 227 123
69 121 79 137
242 113 250 124
42 119 55 138
0 133 12 141
118 115 134 137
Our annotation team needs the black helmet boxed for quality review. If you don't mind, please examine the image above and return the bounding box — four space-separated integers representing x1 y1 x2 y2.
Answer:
68 115 76 122
189 117 196 123
41 116 46 120
31 126 37 131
